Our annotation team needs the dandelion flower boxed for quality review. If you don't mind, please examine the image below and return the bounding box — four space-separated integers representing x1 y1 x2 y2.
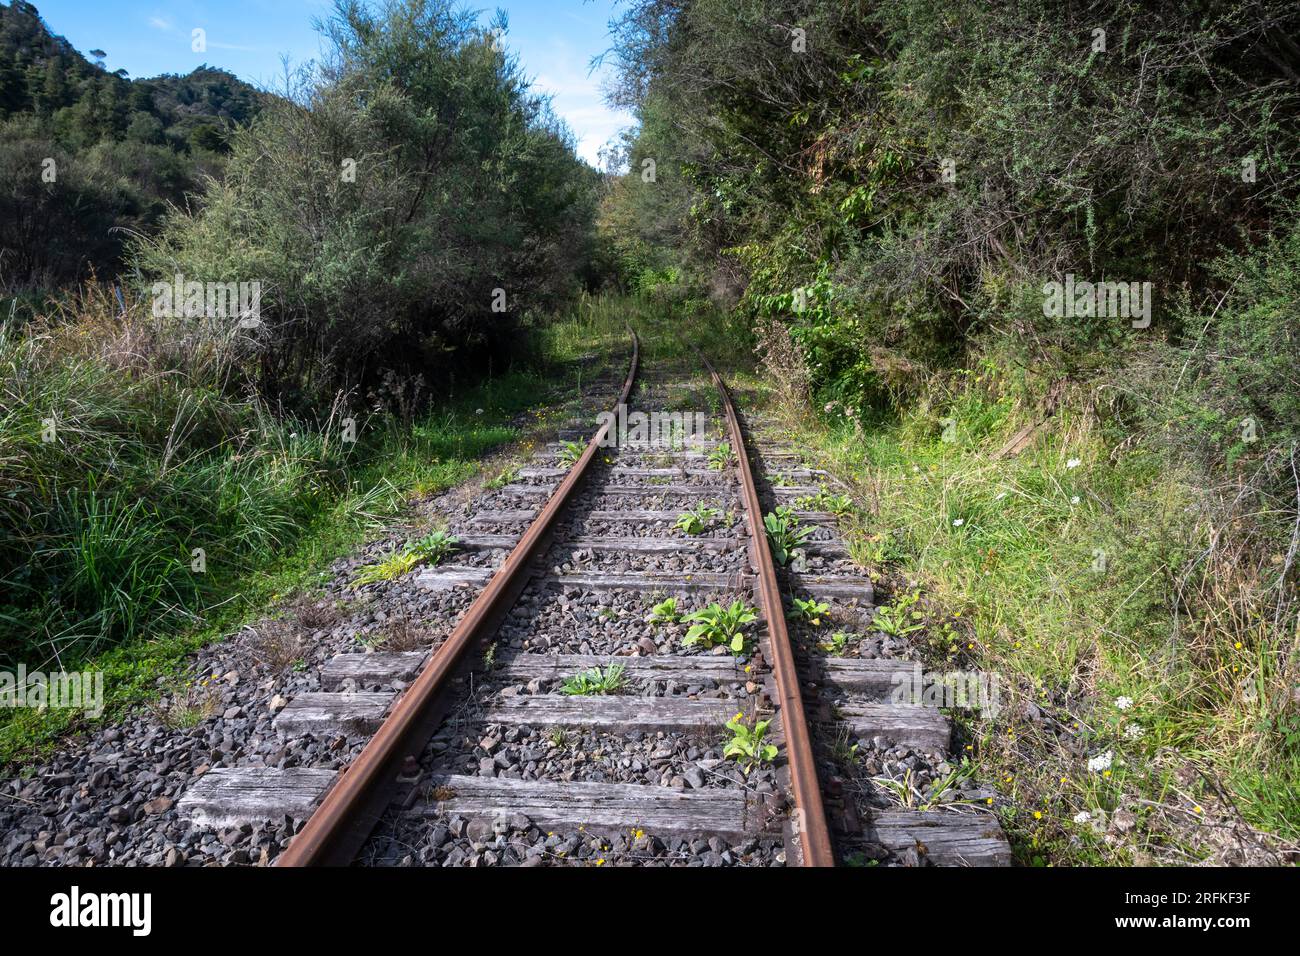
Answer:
1033 811 1043 820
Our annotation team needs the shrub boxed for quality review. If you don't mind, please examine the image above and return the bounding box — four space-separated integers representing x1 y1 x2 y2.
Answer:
135 0 601 413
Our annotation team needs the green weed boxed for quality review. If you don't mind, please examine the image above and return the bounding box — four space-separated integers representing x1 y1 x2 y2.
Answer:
682 601 758 653
561 663 627 696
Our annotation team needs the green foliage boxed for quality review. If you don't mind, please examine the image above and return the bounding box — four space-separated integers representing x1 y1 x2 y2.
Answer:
674 504 719 535
605 0 1300 411
484 466 520 490
795 489 853 517
349 525 457 589
647 596 680 625
818 632 855 656
352 547 422 587
872 591 924 638
0 2 263 290
682 600 757 653
134 0 601 412
723 712 777 773
706 441 732 471
560 663 627 696
763 507 812 565
409 530 458 565
1135 213 1300 477
0 285 556 671
790 597 830 627
557 440 585 466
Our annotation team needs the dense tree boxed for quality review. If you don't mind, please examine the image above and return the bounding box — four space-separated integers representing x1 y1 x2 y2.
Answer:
604 0 1300 408
136 0 601 410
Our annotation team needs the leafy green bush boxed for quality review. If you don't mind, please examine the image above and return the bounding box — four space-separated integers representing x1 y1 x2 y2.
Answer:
135 0 600 413
605 0 1300 411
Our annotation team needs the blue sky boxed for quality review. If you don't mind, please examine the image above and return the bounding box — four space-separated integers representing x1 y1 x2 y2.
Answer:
28 0 633 165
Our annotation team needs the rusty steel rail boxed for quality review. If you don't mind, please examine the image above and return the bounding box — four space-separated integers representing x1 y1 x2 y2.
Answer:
277 328 640 866
701 355 835 867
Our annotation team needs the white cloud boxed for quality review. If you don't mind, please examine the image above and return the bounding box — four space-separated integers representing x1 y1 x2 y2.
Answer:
525 38 633 166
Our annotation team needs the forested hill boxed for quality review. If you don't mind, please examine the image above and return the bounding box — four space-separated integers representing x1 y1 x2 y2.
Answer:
0 0 264 291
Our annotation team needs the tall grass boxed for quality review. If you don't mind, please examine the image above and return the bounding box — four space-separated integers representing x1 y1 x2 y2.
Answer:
0 286 552 672
1 291 343 667
765 353 1300 864
0 285 627 765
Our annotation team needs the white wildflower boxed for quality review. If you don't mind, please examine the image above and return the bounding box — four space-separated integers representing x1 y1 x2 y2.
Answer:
1070 495 1080 505
1067 458 1082 469
1124 723 1145 740
1115 696 1132 710
1073 810 1092 824
952 518 964 527
475 408 484 415
1087 750 1113 773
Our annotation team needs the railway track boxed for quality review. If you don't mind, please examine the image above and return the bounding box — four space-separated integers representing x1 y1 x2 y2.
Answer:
176 328 1011 867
